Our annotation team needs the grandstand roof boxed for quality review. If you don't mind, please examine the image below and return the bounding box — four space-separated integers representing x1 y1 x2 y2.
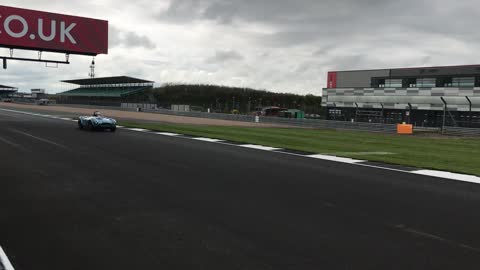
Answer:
0 85 18 92
57 86 151 97
61 76 154 85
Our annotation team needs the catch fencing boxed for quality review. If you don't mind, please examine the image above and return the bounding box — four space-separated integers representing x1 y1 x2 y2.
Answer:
442 127 480 137
140 108 398 132
54 103 480 135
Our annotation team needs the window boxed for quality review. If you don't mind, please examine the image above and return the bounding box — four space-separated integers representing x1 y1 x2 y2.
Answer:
442 77 453 87
452 77 474 87
385 79 402 88
416 78 436 88
377 79 385 88
407 78 416 88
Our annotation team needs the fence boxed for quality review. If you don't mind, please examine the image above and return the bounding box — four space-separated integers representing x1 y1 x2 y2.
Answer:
54 103 480 135
121 103 158 111
151 108 257 122
442 127 480 137
260 117 398 133
147 108 480 135
135 107 397 132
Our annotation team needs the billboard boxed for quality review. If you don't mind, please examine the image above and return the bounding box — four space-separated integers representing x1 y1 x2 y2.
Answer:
327 72 337 88
0 5 108 55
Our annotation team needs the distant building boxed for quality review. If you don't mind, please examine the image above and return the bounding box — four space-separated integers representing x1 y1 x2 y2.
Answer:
57 76 154 106
0 85 18 98
31 89 47 99
323 65 480 127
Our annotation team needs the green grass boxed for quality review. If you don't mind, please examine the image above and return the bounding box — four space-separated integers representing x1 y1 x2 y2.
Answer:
120 121 480 176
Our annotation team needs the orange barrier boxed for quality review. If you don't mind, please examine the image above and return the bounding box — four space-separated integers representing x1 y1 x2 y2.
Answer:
397 124 413 135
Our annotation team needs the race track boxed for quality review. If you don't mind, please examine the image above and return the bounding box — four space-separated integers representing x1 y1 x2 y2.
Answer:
1 108 480 270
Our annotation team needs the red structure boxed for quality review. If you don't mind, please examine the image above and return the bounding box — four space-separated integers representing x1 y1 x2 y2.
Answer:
0 5 108 68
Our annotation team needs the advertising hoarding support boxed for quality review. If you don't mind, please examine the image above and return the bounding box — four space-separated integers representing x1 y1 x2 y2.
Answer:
0 5 108 69
1 48 70 69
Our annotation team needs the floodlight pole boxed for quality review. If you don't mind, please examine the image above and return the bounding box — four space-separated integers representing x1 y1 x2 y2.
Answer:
89 58 96 78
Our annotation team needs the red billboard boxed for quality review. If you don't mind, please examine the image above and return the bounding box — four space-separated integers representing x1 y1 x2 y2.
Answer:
327 72 337 88
0 5 108 55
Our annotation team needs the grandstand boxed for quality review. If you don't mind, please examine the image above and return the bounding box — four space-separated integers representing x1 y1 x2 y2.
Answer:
57 76 154 106
0 85 18 98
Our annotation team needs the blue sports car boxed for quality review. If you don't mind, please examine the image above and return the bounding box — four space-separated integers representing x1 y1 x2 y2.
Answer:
78 111 117 132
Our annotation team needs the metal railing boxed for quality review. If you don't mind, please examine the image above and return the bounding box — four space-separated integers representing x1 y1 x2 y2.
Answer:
49 103 480 135
442 127 480 137
258 117 398 132
151 108 257 122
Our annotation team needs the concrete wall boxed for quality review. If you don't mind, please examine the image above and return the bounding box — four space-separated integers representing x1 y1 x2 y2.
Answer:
391 66 480 77
336 69 390 88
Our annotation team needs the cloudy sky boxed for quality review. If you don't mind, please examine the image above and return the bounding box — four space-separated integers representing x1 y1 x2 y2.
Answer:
0 0 478 94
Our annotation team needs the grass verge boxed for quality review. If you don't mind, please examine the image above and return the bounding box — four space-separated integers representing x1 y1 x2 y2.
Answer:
120 121 480 176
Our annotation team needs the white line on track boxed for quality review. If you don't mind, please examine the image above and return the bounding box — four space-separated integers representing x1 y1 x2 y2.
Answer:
239 144 282 151
392 224 480 254
307 154 364 164
9 128 70 150
2 107 480 185
328 151 394 156
126 128 149 132
154 132 180 136
0 245 15 270
192 137 224 143
412 170 480 184
0 135 27 151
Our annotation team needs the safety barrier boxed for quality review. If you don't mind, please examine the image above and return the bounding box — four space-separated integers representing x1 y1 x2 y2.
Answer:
52 103 480 135
442 127 480 137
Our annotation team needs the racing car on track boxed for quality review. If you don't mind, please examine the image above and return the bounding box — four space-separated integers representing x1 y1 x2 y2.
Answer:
78 111 117 132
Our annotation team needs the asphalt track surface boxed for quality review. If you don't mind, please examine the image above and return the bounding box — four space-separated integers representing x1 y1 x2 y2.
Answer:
1 109 480 270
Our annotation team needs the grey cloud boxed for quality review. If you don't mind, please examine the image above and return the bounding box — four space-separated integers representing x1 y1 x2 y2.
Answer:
157 0 205 22
207 50 244 63
109 26 156 50
157 0 477 46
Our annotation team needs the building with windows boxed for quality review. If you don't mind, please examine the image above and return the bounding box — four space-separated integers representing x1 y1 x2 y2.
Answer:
0 85 18 98
323 65 480 127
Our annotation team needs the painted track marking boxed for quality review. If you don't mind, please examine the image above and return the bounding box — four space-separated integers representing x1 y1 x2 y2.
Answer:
239 144 282 151
0 245 15 270
0 135 28 152
9 128 70 150
307 154 364 164
413 170 480 184
154 132 180 136
192 137 224 142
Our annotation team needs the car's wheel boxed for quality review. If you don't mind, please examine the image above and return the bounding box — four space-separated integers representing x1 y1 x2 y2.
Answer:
111 127 116 132
86 121 94 131
78 120 84 129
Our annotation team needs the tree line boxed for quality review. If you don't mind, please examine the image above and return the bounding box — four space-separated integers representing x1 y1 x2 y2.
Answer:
126 83 323 114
